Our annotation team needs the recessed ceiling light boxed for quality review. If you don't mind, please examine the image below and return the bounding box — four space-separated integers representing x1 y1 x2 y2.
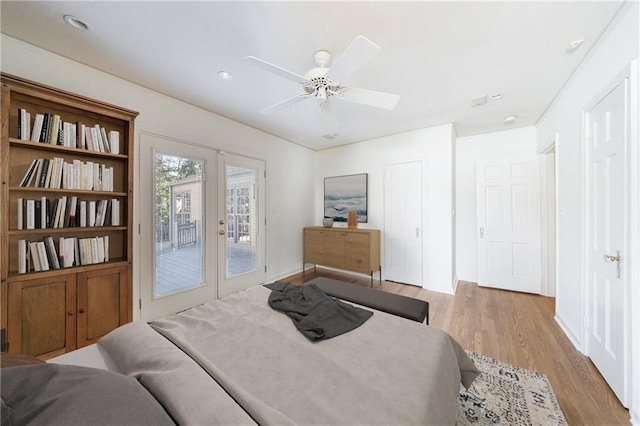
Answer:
503 115 517 124
490 93 503 101
63 15 90 31
566 39 584 52
217 71 233 80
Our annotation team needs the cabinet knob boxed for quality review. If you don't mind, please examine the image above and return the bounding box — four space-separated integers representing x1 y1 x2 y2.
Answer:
67 311 75 316
79 309 85 314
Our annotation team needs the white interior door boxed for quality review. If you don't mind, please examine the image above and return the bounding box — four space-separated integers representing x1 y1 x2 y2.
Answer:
383 161 422 286
139 133 217 321
476 157 541 293
217 152 266 298
585 78 629 406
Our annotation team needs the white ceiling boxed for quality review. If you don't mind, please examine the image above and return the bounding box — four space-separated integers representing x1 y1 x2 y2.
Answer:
0 1 625 151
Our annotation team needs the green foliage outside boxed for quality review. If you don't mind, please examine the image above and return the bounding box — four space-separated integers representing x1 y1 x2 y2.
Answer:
155 154 202 241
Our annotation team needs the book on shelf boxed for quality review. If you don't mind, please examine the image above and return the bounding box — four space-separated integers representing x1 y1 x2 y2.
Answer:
19 159 38 187
34 200 41 229
29 241 41 272
39 113 49 143
79 201 87 227
88 201 96 227
18 108 31 140
30 113 44 142
43 197 50 229
96 236 105 263
18 239 27 274
36 158 49 188
43 236 61 270
58 237 75 268
48 114 61 145
36 241 50 271
108 131 120 154
17 198 23 230
100 126 111 153
25 199 35 230
111 199 120 226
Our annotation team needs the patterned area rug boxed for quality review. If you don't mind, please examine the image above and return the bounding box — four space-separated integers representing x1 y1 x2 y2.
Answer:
457 351 567 425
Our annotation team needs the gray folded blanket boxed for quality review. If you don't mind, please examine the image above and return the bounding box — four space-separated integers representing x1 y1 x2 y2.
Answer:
265 282 373 341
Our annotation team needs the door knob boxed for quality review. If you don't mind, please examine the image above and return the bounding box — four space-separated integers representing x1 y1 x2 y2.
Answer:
219 229 225 235
219 219 225 225
479 227 485 239
604 253 620 263
604 250 621 278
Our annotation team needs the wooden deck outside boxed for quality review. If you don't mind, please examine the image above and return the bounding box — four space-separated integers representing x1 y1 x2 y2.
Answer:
155 242 256 295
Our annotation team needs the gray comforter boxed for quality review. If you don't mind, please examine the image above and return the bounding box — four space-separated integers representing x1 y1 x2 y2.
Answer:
100 285 478 425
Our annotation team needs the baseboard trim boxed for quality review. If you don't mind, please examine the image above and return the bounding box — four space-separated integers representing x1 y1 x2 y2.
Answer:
554 314 586 355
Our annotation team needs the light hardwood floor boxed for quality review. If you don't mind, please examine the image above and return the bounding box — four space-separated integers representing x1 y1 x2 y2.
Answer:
282 268 630 425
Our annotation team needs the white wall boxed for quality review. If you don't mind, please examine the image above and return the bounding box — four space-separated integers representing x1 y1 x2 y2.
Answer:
316 124 456 294
536 2 639 422
1 35 317 316
455 126 538 283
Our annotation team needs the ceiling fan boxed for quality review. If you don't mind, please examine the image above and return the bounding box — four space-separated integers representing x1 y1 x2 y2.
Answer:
245 36 400 115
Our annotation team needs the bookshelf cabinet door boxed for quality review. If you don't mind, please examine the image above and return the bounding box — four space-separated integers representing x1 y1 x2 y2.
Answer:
76 265 128 348
7 274 77 359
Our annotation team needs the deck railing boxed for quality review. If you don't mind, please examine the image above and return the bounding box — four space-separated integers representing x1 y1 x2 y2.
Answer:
177 221 197 248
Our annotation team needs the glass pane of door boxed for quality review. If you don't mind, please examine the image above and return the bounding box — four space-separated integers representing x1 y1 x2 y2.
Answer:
225 165 257 278
155 153 204 297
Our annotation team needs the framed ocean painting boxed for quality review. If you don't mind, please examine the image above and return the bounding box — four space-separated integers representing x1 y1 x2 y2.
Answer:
324 173 368 223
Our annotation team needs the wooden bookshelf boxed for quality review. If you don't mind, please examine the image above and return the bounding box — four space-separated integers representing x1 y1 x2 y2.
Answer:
0 73 138 359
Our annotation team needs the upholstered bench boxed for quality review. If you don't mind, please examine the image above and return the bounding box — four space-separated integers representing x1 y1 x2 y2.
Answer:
304 277 429 325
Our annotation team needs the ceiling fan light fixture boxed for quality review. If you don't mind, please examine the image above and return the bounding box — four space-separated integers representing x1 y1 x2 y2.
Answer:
313 50 331 68
63 15 91 31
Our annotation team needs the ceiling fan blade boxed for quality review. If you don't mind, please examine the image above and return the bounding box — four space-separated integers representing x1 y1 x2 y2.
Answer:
259 93 313 115
339 87 400 110
245 56 308 84
327 36 380 84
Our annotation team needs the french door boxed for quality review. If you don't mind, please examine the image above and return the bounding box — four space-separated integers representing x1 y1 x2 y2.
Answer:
139 134 217 321
217 153 266 298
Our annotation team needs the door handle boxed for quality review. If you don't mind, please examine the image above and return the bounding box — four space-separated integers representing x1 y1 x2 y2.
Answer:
415 227 420 238
604 250 621 278
219 229 225 235
479 226 484 239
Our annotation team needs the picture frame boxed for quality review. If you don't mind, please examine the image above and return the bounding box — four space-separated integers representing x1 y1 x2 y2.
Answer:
324 173 368 223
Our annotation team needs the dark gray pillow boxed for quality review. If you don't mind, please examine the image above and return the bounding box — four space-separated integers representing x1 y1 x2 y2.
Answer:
1 363 175 425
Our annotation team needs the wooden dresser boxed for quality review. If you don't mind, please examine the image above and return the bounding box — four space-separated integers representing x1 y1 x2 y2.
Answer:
303 227 381 285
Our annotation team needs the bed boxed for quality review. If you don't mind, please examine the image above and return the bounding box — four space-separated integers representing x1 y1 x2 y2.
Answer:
1 284 479 425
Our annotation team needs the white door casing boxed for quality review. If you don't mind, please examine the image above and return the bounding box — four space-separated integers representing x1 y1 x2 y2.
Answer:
217 152 266 298
584 77 629 407
476 157 542 294
383 162 423 286
139 133 217 321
